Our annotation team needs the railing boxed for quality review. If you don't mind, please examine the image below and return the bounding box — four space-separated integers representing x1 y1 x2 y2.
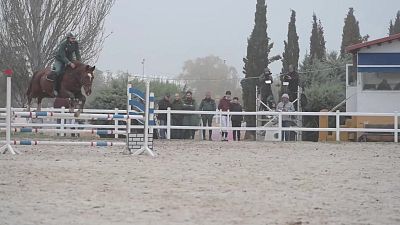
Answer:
0 108 399 143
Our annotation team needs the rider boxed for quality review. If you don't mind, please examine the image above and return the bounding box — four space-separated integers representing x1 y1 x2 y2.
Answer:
47 32 81 96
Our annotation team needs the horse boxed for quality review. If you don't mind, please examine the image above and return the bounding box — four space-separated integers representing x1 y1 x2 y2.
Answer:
26 61 95 117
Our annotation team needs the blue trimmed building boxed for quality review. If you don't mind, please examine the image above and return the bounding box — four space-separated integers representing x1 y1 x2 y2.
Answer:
346 33 400 113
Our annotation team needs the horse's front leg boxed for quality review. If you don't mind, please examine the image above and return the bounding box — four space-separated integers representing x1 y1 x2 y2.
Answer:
37 97 43 112
74 94 86 117
26 96 32 112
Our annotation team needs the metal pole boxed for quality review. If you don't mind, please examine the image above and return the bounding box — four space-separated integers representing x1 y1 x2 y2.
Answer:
336 110 340 142
394 111 398 143
167 107 171 139
61 106 65 137
142 58 145 76
255 85 258 140
278 112 282 141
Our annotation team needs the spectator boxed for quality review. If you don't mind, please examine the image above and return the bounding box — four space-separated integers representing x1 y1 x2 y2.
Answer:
377 79 392 90
276 93 295 141
394 81 400 90
230 97 243 141
157 94 171 139
258 68 274 111
282 65 299 107
198 91 216 140
218 90 231 141
171 93 183 139
182 91 198 139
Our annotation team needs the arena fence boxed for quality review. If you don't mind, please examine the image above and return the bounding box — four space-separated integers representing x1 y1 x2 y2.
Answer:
1 108 399 143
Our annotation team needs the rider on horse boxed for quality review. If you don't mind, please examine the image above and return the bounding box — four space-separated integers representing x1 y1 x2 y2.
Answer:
47 32 81 96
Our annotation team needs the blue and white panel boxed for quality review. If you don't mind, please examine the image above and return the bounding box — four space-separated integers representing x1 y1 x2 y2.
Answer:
149 92 155 126
358 53 400 73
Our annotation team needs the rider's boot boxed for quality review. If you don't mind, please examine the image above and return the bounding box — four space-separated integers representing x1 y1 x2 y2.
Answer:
54 75 62 97
46 71 57 82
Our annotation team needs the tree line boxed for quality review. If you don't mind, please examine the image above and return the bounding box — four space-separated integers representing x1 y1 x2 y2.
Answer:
241 0 400 140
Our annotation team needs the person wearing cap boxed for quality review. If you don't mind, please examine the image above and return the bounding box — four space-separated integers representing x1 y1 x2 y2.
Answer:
277 93 295 141
218 90 232 141
47 32 82 96
157 94 172 139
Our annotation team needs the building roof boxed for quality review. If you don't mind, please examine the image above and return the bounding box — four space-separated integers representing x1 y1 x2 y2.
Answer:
346 33 400 54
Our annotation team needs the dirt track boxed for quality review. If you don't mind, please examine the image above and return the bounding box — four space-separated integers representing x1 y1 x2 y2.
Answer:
0 141 399 225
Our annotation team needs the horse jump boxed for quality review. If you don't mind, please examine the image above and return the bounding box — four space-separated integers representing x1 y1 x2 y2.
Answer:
1 73 155 156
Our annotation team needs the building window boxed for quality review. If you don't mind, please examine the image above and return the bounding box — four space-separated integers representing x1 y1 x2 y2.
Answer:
361 72 400 91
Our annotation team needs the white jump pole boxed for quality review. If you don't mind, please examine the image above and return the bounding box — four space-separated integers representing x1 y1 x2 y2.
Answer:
0 70 21 155
133 80 155 157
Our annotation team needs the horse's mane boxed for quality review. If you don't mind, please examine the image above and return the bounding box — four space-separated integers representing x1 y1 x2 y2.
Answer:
65 60 88 73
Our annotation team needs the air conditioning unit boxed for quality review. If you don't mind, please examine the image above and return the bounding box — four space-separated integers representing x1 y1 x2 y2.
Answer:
264 130 280 141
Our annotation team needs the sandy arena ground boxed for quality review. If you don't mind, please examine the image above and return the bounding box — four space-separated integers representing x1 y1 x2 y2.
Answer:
0 140 399 225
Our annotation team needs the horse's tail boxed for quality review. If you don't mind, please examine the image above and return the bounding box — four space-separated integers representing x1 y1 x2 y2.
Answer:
26 71 39 96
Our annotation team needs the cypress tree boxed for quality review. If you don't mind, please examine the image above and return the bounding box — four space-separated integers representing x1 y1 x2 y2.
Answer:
241 0 272 138
389 11 400 35
340 8 362 57
389 21 394 35
310 13 325 61
282 10 300 73
317 19 326 60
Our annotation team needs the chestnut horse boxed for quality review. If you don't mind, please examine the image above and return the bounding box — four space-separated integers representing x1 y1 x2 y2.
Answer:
26 61 95 116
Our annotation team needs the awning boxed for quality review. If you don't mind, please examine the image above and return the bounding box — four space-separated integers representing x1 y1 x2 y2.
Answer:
358 53 400 73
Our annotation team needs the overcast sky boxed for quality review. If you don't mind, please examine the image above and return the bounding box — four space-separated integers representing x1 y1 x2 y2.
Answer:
96 0 399 77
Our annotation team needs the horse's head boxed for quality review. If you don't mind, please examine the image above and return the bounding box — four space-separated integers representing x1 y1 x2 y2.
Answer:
81 65 95 96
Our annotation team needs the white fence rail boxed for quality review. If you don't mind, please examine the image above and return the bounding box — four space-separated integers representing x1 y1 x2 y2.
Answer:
0 108 399 143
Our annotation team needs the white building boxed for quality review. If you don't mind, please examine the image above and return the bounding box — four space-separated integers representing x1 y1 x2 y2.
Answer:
346 33 400 113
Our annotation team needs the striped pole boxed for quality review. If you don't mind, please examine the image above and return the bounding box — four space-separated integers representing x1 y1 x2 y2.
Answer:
0 140 126 147
0 128 127 135
12 112 143 120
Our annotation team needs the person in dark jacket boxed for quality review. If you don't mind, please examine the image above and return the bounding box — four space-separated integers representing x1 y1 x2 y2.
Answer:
259 68 274 111
157 94 171 139
218 90 231 141
281 65 299 109
171 93 184 139
47 32 82 96
198 91 216 140
182 91 197 139
230 97 243 141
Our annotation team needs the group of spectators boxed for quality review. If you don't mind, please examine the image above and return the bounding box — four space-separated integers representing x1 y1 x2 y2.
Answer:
156 65 300 141
156 90 243 141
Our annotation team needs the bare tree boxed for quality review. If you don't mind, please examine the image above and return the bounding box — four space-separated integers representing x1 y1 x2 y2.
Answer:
0 0 115 106
178 55 242 101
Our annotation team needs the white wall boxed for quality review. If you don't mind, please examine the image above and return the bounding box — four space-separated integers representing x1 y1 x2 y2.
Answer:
359 40 400 53
346 86 357 112
356 90 400 113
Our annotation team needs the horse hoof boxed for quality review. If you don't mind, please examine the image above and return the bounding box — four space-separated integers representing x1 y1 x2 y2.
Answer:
74 111 81 117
